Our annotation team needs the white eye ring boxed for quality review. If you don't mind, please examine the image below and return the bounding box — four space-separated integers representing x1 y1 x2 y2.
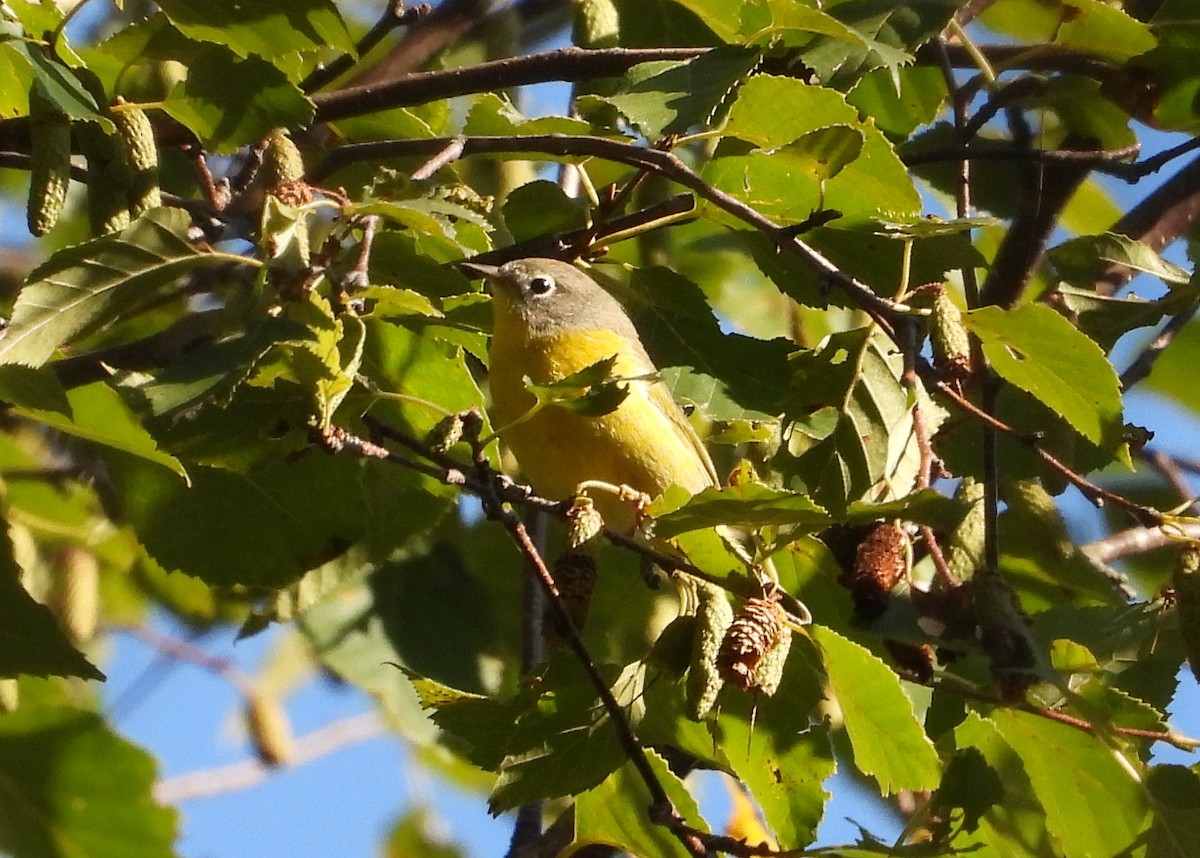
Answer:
528 275 556 296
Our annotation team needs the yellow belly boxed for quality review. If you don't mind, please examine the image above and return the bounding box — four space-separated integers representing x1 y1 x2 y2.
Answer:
489 329 714 525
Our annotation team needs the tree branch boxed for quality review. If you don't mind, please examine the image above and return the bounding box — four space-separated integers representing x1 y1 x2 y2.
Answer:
312 47 708 124
314 134 913 325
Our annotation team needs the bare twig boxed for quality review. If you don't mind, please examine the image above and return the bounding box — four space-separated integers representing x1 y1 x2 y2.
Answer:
117 624 253 695
300 0 432 93
1083 522 1200 564
410 135 467 181
155 711 385 803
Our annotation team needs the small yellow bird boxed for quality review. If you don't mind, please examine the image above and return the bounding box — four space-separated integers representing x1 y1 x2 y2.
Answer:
463 257 717 530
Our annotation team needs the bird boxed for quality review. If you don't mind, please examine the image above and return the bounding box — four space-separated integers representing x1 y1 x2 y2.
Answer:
462 257 717 531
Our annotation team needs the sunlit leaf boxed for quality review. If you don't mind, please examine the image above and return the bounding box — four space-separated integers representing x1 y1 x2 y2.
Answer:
0 706 177 856
966 304 1124 449
0 209 253 368
809 625 940 794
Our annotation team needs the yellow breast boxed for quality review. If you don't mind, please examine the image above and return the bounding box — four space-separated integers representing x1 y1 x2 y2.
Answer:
489 328 715 526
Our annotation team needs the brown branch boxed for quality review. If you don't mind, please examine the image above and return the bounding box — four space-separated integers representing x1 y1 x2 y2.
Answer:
1097 152 1200 296
1119 304 1200 390
902 142 1141 170
312 47 708 124
300 0 432 93
920 674 1200 752
1083 522 1200 564
927 372 1164 527
314 134 910 325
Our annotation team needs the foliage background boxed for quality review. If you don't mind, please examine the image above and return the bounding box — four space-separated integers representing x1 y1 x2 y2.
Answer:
4 0 1200 856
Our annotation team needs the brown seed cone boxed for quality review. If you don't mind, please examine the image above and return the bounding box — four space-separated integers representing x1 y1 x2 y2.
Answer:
542 550 598 650
841 521 910 619
717 597 786 690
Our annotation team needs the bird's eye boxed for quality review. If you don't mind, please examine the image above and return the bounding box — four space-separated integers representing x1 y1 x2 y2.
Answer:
528 275 556 297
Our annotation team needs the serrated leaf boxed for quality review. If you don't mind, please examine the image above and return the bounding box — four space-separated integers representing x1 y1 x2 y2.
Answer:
1145 764 1200 858
0 526 104 681
155 0 352 59
0 365 71 415
488 657 627 813
401 668 522 772
653 483 828 539
571 748 708 857
160 45 314 152
0 706 178 856
712 657 833 848
522 355 634 418
786 327 944 510
626 266 793 416
463 92 593 138
0 208 251 368
501 180 588 243
718 75 920 220
359 286 442 319
809 624 940 794
108 451 364 588
1054 0 1157 61
3 40 107 126
1050 233 1192 289
592 46 760 139
14 382 187 481
965 304 1123 449
989 708 1148 858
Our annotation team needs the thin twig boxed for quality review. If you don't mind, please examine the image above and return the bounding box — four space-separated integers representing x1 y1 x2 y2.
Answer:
927 372 1164 526
314 134 913 326
1120 304 1200 390
300 0 432 93
117 624 253 696
155 711 385 803
1083 522 1200 564
410 135 467 181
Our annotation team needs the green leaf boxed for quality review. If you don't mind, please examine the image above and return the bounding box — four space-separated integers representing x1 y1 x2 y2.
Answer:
0 526 104 681
14 382 188 481
1144 320 1200 410
160 45 314 152
663 0 770 42
523 355 634 418
809 624 941 794
155 0 352 59
0 365 71 415
653 483 829 539
3 40 107 125
1055 0 1157 61
716 74 918 221
625 265 793 416
1145 764 1200 857
463 92 592 139
501 180 589 243
402 669 523 772
989 708 1149 858
0 707 178 857
0 208 252 368
383 808 465 858
590 46 761 139
786 327 943 510
712 661 833 848
488 657 628 813
108 451 365 588
571 748 708 856
965 304 1124 449
1050 233 1192 289
847 65 948 137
